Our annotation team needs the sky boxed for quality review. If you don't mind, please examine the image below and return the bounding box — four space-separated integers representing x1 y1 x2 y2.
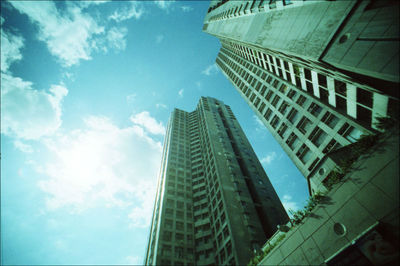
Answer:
0 1 309 265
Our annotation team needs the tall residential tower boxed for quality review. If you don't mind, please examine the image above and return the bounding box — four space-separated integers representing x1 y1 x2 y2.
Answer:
203 0 399 194
144 97 289 266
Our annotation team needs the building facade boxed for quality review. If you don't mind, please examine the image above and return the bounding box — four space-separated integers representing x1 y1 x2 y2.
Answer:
144 97 289 266
203 0 399 194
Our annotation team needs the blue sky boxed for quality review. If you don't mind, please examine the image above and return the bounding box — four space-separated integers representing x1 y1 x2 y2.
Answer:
1 1 309 265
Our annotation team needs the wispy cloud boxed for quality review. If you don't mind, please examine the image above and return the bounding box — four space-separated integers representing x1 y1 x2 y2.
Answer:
154 0 175 11
126 93 136 103
10 1 106 67
38 115 163 227
282 194 300 213
13 140 34 153
261 151 277 165
202 63 219 76
155 34 164 44
130 111 166 135
178 89 184 98
1 73 68 140
108 2 144 22
1 20 24 73
196 81 202 89
106 26 128 51
156 103 167 109
180 6 193 12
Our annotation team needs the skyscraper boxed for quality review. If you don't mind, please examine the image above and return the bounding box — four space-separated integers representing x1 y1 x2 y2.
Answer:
144 97 289 266
203 0 399 194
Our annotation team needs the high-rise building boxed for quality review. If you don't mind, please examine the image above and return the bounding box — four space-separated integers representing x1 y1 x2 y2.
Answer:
203 0 399 194
144 97 289 266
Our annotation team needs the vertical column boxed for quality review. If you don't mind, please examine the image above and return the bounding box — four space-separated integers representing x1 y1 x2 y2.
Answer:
288 62 296 86
371 93 389 129
327 76 336 107
311 70 320 98
346 84 357 118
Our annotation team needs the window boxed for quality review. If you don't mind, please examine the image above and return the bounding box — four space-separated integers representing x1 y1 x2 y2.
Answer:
176 233 184 241
296 116 312 134
309 127 328 147
271 95 280 107
308 102 322 117
278 101 289 115
304 68 311 81
287 89 297 100
165 208 174 216
308 157 320 172
321 111 339 129
286 133 299 150
162 245 172 256
345 127 362 143
296 144 312 164
258 102 266 114
277 123 288 138
175 247 184 259
335 80 347 96
279 84 288 94
270 115 280 129
296 95 307 107
357 88 373 107
264 109 272 121
163 231 172 241
265 91 274 102
287 108 299 124
176 221 184 230
260 85 267 96
165 219 173 229
323 139 341 154
318 73 327 88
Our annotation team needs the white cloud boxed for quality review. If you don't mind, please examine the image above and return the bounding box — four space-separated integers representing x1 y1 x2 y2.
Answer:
126 93 136 103
14 140 34 153
155 34 164 44
282 194 299 213
130 111 166 135
254 115 264 127
78 0 110 9
10 1 105 67
1 73 68 140
156 103 167 109
178 89 184 98
1 23 24 73
196 81 202 89
108 2 144 22
62 72 75 81
202 63 219 76
180 6 193 12
106 26 128 51
261 151 277 165
37 115 163 227
154 0 175 11
0 16 4 25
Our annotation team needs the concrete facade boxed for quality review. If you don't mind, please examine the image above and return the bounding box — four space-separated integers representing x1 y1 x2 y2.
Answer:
144 97 289 266
204 0 399 85
259 130 399 265
203 0 399 194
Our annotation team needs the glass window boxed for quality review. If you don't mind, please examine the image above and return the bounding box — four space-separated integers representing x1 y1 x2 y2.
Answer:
321 111 339 129
357 88 373 107
308 102 322 117
296 116 312 134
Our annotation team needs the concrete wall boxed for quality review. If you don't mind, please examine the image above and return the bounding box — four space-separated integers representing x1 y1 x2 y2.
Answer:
322 1 400 83
259 130 399 265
